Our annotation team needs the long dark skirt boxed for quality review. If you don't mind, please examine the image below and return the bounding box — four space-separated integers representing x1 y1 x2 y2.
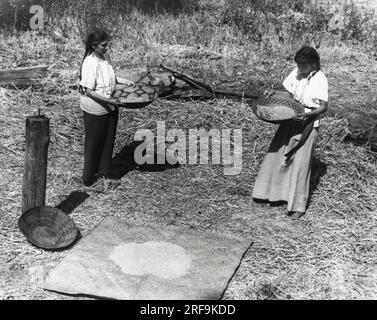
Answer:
252 122 318 213
82 110 118 183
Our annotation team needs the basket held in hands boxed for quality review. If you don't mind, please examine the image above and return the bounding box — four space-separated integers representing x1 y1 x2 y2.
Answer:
252 90 305 124
109 84 159 109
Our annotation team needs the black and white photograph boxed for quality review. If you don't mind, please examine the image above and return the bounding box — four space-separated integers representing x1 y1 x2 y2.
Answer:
0 0 377 305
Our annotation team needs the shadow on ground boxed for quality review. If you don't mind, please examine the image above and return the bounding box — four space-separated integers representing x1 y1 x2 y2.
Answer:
56 190 90 215
307 155 328 207
52 191 90 251
108 141 180 179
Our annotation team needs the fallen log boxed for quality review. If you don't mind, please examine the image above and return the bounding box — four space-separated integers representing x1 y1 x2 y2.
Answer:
164 89 215 101
0 65 48 87
160 64 259 100
160 64 215 93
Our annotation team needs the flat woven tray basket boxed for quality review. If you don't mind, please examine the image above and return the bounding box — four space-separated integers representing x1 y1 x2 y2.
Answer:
109 84 159 109
18 206 79 250
252 90 305 124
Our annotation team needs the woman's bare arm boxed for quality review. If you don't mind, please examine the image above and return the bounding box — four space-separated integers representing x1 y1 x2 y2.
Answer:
84 88 116 112
303 100 328 119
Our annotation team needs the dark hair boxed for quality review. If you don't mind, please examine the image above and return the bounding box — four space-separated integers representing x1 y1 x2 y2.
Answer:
294 46 321 71
79 30 110 92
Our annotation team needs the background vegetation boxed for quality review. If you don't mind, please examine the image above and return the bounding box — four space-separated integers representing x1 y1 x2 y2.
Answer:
0 0 376 45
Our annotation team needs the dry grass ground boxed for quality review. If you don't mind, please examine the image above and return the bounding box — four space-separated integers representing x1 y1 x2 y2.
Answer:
1 10 377 299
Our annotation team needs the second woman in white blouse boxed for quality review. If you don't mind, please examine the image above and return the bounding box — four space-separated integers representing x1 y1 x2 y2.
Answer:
252 46 329 219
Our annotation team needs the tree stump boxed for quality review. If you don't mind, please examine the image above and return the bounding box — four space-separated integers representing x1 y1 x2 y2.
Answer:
22 115 50 213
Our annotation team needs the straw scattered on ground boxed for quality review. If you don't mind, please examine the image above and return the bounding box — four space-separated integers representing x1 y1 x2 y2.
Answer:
1 12 377 300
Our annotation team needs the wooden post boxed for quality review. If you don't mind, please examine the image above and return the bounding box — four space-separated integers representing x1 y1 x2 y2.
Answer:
22 114 50 213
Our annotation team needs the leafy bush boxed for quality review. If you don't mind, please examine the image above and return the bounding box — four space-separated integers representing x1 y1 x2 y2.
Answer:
40 0 199 17
339 1 377 43
0 0 199 31
41 0 200 43
0 0 42 30
220 0 332 43
1 0 377 50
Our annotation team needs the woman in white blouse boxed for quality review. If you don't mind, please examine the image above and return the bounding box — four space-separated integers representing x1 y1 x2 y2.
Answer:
252 46 329 219
79 30 134 187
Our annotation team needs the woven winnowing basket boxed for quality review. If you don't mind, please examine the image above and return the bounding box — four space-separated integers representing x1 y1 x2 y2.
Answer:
252 91 305 124
110 84 159 108
18 206 79 250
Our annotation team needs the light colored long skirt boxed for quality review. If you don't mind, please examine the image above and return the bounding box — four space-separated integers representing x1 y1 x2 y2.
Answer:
252 122 319 212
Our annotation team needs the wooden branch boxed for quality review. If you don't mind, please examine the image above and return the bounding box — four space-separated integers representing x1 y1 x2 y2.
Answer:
160 64 214 92
164 89 215 101
160 64 259 100
172 73 211 92
0 65 48 86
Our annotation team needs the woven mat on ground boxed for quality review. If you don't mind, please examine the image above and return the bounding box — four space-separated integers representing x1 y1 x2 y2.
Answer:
43 216 252 300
